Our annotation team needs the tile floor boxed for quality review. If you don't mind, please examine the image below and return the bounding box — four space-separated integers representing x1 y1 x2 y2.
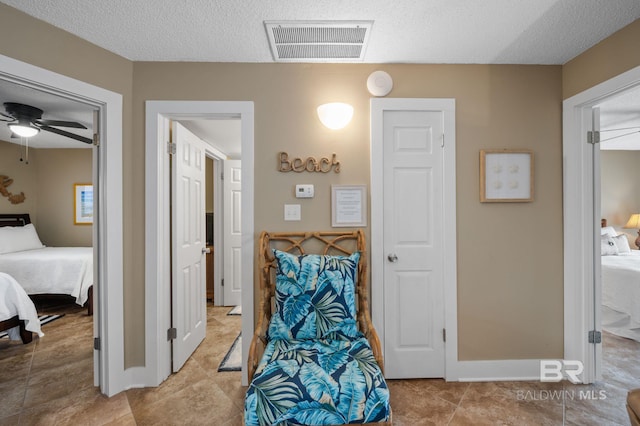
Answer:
1 300 638 425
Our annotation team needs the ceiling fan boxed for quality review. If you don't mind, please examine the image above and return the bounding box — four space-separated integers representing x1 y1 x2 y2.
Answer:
0 102 92 144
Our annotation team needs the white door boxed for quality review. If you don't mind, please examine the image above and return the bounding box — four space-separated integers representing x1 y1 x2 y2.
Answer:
171 122 207 372
382 109 446 378
223 159 242 307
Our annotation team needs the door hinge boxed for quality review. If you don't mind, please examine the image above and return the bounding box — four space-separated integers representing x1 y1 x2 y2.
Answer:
221 278 224 287
220 172 224 181
441 134 445 148
93 133 100 147
588 330 602 344
94 337 100 350
168 327 177 341
167 141 176 155
587 131 600 145
442 328 446 342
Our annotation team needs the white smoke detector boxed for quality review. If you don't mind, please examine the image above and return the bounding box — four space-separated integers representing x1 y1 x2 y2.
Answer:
367 70 393 97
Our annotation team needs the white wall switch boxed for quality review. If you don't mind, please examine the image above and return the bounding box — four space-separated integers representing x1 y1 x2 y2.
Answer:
295 184 315 198
284 204 301 221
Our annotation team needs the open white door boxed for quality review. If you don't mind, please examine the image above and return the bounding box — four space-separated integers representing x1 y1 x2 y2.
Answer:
171 122 208 372
382 108 446 379
223 159 242 307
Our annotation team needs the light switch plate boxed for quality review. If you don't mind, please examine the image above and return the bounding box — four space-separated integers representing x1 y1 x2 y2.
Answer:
284 204 301 221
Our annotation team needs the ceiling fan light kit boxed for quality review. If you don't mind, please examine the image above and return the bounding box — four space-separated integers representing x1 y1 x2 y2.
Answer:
8 122 39 138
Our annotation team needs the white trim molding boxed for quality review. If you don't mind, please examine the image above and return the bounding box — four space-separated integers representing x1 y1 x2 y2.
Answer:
457 360 541 382
563 65 640 384
145 101 254 387
370 98 458 380
0 54 124 396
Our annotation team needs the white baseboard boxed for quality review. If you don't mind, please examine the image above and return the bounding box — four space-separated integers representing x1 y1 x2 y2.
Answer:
456 359 540 382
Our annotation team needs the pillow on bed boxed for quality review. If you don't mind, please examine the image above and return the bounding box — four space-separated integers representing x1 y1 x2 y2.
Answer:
601 226 617 238
268 249 360 341
601 234 618 256
612 234 631 255
0 223 44 254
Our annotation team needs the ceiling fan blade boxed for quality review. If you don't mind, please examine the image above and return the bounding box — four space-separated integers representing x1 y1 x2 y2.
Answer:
36 119 87 129
39 125 93 145
0 111 15 121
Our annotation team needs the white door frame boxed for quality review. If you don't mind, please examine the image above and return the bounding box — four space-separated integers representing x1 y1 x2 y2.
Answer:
563 65 640 383
0 54 125 396
370 98 458 380
145 101 254 386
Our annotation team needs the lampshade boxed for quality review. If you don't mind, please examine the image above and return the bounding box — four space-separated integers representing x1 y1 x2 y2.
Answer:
624 213 640 229
317 103 354 130
9 123 39 138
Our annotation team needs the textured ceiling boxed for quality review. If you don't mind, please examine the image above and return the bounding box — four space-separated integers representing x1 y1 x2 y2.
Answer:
1 0 640 64
0 0 639 150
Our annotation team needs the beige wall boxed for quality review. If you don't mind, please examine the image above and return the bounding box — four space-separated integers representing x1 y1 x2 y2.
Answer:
0 140 38 221
0 141 92 246
2 4 636 369
563 19 640 99
601 150 640 247
135 62 565 361
36 148 93 246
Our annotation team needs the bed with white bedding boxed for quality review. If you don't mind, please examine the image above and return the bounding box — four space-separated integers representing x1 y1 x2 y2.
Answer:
0 214 93 314
601 225 640 341
0 247 93 306
0 272 43 343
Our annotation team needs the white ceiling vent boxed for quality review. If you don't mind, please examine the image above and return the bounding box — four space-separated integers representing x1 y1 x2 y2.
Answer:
265 21 373 62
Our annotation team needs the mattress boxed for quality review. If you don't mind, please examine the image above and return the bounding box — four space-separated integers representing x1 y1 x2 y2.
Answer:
0 272 42 340
601 250 640 333
0 247 93 305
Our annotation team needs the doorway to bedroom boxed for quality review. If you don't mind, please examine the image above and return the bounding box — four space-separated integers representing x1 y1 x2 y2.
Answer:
595 88 640 388
563 64 640 385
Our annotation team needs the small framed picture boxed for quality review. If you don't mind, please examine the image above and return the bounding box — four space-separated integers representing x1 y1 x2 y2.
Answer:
480 149 534 202
74 183 94 225
331 185 367 227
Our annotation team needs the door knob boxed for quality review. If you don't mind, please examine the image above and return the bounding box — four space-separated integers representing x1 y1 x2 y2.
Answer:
387 253 398 263
202 247 211 254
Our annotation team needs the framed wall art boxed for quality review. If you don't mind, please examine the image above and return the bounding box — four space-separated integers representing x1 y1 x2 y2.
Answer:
480 149 534 203
331 185 367 227
74 183 94 225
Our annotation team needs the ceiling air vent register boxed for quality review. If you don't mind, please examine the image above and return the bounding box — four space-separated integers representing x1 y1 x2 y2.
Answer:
265 21 373 62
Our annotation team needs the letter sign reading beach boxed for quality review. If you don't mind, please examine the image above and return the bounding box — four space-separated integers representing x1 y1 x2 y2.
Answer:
278 152 340 173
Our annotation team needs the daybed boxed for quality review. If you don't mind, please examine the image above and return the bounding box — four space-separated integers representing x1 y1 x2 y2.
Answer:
601 225 640 341
0 214 93 315
245 230 391 425
0 272 42 343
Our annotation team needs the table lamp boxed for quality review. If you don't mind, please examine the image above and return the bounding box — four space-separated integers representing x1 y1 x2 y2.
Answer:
624 213 640 249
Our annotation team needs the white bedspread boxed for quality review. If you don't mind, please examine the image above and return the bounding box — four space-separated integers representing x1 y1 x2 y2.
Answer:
601 251 640 326
0 247 93 306
0 272 43 340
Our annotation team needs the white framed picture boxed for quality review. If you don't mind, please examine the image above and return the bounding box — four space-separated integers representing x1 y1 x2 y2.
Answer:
331 185 367 227
74 183 93 225
480 149 534 202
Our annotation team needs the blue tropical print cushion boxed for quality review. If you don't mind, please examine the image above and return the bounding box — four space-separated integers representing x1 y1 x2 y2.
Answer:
268 250 360 341
245 337 391 425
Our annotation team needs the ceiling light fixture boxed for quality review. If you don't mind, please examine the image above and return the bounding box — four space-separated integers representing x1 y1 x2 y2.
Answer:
8 122 39 138
317 102 354 130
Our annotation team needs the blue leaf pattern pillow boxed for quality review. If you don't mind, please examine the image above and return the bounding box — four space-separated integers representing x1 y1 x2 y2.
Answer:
268 250 360 341
245 337 391 425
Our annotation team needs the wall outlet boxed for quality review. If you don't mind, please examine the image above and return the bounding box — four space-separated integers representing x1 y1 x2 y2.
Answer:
284 204 301 221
